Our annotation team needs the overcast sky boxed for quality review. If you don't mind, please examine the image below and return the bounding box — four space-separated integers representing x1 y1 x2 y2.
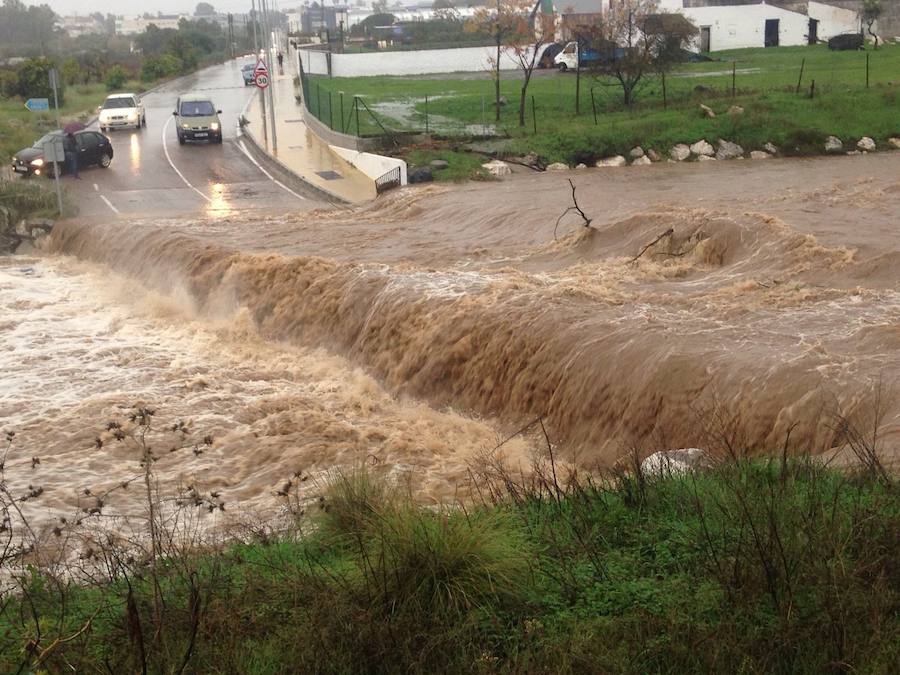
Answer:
29 0 289 17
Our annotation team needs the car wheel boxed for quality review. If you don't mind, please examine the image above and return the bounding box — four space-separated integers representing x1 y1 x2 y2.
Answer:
214 134 223 144
558 63 567 72
178 135 185 146
141 114 147 127
98 153 112 168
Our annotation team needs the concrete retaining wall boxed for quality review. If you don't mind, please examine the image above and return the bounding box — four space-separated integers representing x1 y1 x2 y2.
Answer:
299 45 537 77
330 146 408 186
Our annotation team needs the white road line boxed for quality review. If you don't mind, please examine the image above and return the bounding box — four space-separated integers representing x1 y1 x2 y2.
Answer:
162 116 211 203
237 140 306 201
93 183 99 192
99 195 120 214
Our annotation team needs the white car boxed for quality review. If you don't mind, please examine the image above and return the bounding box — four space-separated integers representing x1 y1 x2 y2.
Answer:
98 93 146 132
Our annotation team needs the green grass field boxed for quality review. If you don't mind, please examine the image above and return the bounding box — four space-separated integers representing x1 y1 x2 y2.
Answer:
307 43 900 175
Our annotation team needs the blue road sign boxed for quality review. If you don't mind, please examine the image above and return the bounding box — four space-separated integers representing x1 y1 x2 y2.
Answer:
25 98 50 112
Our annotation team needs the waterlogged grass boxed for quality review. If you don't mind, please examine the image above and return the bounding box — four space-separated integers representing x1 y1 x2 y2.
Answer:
1 461 897 673
307 43 900 172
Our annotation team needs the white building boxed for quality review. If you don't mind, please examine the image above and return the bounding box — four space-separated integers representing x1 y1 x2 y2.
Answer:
115 15 190 36
554 0 864 51
58 15 106 37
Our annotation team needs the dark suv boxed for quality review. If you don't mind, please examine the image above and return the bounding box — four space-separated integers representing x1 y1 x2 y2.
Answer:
12 130 114 177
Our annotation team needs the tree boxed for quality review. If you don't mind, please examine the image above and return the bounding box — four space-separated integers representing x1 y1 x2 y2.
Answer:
582 0 696 106
862 0 882 49
195 2 216 17
15 57 65 105
104 64 128 91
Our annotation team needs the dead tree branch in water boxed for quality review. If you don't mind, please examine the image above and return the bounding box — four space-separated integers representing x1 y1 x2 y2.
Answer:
554 180 593 240
630 228 674 263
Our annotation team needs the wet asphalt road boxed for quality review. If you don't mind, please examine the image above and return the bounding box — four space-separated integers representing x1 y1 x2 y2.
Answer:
68 59 325 219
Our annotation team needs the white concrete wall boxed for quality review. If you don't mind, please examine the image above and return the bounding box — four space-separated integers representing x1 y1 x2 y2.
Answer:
330 146 408 186
299 45 536 77
808 2 862 41
684 4 817 50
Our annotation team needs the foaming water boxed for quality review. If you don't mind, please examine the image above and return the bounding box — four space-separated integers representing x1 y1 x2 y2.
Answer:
0 255 531 535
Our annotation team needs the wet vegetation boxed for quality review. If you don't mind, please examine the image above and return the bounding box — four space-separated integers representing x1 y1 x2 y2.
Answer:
309 43 900 173
0 409 898 673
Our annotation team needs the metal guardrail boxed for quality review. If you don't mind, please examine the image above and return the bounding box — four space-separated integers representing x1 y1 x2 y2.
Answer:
375 165 401 194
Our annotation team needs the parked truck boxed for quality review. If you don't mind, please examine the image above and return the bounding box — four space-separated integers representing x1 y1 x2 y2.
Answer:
553 40 626 72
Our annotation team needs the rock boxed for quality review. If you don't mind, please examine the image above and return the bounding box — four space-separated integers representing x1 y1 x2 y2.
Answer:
764 142 778 155
825 136 843 153
846 150 862 156
888 137 900 150
595 155 627 168
496 95 508 107
715 139 744 160
629 146 645 158
749 150 771 159
646 148 661 162
522 151 540 165
429 159 449 170
699 103 716 118
545 162 569 172
694 84 711 94
15 218 54 239
575 163 588 170
828 33 864 51
480 160 510 177
631 155 652 166
856 136 876 151
408 167 434 183
641 448 708 476
690 139 714 156
670 144 691 161
696 155 716 162
727 105 744 115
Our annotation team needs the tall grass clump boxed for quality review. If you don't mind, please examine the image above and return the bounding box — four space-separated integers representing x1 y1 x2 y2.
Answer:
0 178 59 220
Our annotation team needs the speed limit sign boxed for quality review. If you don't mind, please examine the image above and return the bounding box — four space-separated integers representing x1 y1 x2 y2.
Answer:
255 72 269 89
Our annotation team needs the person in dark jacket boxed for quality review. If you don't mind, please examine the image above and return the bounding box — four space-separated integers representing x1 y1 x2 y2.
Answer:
63 133 80 179
277 51 284 74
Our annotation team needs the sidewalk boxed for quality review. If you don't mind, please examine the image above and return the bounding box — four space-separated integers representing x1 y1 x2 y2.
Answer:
243 67 375 203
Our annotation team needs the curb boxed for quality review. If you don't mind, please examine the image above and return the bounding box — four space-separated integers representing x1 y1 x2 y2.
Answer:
238 121 350 206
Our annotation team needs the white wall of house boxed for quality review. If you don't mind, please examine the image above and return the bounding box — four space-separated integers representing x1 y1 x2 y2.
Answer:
677 2 859 50
299 45 536 77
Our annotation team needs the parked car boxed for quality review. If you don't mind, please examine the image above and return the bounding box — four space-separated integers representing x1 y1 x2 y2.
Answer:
11 130 113 177
98 93 145 131
173 93 223 144
828 33 864 50
538 43 564 69
241 63 256 85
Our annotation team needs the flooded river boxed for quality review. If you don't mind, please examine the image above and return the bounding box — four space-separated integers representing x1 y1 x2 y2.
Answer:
3 153 900 534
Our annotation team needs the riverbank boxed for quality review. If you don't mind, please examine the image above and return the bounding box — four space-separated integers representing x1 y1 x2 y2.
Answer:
1 456 896 673
306 43 900 179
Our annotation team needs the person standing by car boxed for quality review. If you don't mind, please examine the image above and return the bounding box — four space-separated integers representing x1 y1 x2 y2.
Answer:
277 51 284 74
63 133 80 179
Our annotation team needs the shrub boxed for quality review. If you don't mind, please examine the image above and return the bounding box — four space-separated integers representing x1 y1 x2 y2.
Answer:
140 54 182 82
104 65 128 91
14 58 64 106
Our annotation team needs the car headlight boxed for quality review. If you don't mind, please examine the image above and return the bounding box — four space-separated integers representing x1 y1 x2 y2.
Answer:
30 158 44 167
182 123 190 129
210 122 220 131
128 111 137 118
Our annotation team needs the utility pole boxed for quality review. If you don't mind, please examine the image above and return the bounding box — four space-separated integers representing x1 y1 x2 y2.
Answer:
262 0 278 153
252 0 267 146
48 68 63 216
228 13 235 59
250 2 258 52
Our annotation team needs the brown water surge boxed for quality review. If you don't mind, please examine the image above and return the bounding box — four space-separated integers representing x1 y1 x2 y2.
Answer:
50 184 900 463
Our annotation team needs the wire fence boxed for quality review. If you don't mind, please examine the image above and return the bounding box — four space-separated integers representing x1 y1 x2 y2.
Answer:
300 47 898 142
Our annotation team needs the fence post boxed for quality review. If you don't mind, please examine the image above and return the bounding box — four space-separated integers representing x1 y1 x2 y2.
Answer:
575 47 581 115
424 94 429 134
866 52 869 88
531 95 537 135
316 82 321 120
355 96 360 137
590 88 597 125
329 92 333 129
339 91 344 132
731 61 736 97
481 95 486 136
795 58 805 93
662 72 667 109
809 79 815 99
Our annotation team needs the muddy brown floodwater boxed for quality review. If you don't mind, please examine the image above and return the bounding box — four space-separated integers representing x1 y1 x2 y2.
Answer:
4 153 899 536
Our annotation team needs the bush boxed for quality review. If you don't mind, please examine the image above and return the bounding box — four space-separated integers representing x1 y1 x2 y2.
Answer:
103 65 128 91
14 58 64 106
140 53 182 82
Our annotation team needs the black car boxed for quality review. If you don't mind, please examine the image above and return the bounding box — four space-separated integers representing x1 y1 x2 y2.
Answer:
12 130 114 177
